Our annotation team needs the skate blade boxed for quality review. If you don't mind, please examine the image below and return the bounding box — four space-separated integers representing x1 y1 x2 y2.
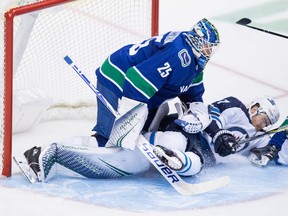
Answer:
13 155 39 184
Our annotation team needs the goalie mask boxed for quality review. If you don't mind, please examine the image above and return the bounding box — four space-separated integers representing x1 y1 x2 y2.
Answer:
185 18 220 69
248 96 280 126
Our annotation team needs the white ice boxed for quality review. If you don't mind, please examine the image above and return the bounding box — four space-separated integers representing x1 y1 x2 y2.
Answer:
1 0 288 215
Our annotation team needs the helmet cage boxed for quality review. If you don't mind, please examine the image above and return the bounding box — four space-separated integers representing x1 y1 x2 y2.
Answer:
189 35 219 59
186 18 220 68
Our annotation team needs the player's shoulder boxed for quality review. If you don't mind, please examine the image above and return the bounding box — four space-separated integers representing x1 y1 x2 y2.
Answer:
161 31 189 46
225 96 245 106
212 96 247 112
214 96 243 106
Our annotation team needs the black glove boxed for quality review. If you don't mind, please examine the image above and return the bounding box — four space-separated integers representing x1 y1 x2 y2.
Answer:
249 144 280 167
212 130 237 157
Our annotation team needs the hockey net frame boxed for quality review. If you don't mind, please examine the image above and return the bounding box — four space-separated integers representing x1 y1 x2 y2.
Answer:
0 0 159 177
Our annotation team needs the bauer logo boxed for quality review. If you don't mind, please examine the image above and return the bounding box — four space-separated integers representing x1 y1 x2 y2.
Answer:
178 49 191 67
140 142 180 183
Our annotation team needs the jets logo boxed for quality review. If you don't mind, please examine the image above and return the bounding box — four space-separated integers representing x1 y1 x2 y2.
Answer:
228 127 249 152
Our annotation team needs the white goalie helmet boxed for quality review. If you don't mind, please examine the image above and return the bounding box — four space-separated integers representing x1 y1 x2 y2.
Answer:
248 95 280 125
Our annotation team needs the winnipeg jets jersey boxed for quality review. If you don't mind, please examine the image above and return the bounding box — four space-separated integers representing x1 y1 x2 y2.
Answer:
96 31 205 110
204 96 271 158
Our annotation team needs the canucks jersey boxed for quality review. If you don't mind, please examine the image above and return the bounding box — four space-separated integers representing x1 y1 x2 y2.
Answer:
96 31 205 110
269 117 288 165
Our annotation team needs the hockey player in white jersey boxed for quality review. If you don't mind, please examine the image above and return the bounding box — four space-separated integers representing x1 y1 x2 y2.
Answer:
144 95 281 176
16 95 280 183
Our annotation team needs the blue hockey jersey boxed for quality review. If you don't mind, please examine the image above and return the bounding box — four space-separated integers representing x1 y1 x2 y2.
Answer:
269 117 288 165
96 31 205 110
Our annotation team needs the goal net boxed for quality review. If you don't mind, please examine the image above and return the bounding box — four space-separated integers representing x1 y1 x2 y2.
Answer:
0 0 159 177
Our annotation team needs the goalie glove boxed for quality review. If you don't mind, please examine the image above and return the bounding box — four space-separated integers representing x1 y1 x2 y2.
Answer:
174 114 203 134
212 130 237 157
248 144 280 167
174 102 211 134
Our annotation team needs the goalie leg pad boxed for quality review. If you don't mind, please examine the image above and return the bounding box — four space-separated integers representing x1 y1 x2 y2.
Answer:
106 103 148 150
39 142 150 180
39 143 57 181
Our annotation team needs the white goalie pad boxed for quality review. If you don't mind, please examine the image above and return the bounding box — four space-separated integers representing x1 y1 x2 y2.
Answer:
39 141 150 182
13 88 52 133
106 103 148 150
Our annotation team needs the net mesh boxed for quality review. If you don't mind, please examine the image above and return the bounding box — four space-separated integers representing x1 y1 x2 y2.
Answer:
0 0 155 176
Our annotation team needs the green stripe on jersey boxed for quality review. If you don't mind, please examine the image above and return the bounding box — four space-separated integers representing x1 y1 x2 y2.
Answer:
192 72 203 84
126 67 158 99
100 58 125 90
280 116 288 127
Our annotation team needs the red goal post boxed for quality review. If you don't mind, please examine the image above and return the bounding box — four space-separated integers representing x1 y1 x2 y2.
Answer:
0 0 159 177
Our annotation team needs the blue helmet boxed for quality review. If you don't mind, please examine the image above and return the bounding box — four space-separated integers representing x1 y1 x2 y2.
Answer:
185 18 220 69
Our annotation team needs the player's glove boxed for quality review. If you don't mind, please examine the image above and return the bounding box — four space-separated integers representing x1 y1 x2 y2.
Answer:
248 144 280 167
174 102 211 134
174 113 203 134
212 130 237 157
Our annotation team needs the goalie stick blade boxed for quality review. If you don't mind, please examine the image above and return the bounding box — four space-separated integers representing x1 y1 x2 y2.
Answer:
106 103 147 150
13 156 38 184
137 135 230 196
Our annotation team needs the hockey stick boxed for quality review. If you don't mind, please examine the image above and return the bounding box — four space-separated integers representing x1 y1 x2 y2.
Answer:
236 18 288 39
237 120 288 145
64 55 230 195
63 55 121 116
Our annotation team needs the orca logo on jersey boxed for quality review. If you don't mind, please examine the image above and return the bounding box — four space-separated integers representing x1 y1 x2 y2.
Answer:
178 49 191 67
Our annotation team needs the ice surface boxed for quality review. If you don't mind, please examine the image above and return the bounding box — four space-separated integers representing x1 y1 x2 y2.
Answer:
1 0 288 216
2 156 288 211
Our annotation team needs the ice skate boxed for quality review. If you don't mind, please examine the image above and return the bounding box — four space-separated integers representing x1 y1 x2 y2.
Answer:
13 146 42 183
153 145 184 170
